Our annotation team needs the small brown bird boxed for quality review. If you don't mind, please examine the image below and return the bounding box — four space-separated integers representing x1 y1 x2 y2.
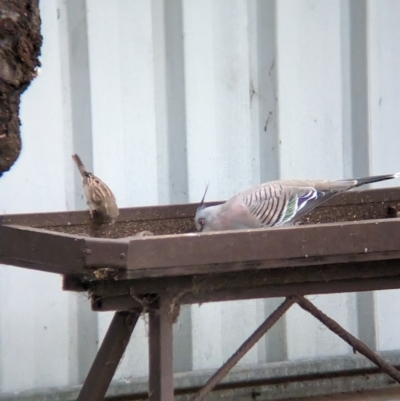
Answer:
72 154 119 223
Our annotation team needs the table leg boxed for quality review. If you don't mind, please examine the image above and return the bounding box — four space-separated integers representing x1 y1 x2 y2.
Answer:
77 310 140 401
149 295 174 401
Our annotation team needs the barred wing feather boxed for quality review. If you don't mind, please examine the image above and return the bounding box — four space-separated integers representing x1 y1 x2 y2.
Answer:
242 184 319 227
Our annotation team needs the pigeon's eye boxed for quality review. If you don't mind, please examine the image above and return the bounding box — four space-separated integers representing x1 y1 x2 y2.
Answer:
198 217 206 230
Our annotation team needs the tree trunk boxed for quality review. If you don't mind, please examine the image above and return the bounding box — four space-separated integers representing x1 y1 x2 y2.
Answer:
0 0 42 176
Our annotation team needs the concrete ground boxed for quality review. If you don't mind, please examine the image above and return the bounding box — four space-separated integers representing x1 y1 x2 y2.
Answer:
281 388 400 401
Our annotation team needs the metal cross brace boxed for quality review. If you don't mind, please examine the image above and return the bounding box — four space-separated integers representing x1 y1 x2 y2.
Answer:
76 295 400 401
77 310 141 401
189 295 400 401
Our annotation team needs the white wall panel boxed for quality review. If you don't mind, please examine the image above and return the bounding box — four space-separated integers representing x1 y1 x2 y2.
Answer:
368 0 400 181
367 0 400 351
0 0 73 392
86 0 159 209
97 313 149 381
276 0 345 180
183 0 258 370
275 0 354 360
0 269 69 392
287 295 357 360
85 0 156 379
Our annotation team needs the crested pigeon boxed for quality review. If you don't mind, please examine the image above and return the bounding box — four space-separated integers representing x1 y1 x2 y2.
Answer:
195 173 400 232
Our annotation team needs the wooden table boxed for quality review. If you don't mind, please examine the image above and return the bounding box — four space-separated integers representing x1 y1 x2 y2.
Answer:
2 188 400 401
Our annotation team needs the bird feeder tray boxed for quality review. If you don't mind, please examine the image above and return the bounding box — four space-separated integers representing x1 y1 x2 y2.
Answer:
1 187 400 285
2 187 400 401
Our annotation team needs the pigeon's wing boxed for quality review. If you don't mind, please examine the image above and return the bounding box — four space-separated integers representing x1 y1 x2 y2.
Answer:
224 173 400 230
240 182 321 227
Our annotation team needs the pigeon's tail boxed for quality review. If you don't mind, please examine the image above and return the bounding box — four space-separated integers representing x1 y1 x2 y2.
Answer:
353 172 400 188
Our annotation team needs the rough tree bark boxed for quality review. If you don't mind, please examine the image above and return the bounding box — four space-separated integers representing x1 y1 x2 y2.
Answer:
0 0 42 176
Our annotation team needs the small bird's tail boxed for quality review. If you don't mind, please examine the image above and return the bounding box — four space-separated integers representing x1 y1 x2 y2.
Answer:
71 154 87 177
354 172 400 188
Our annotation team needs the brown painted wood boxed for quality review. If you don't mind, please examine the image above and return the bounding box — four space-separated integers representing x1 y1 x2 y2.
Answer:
0 201 202 227
0 225 86 275
178 276 400 305
91 276 400 311
126 218 400 277
89 259 400 311
91 294 144 312
1 188 400 281
3 217 400 284
84 238 128 268
2 187 400 227
88 259 400 299
149 295 174 401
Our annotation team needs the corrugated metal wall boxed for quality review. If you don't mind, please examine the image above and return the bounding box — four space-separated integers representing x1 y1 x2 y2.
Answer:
1 0 400 393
